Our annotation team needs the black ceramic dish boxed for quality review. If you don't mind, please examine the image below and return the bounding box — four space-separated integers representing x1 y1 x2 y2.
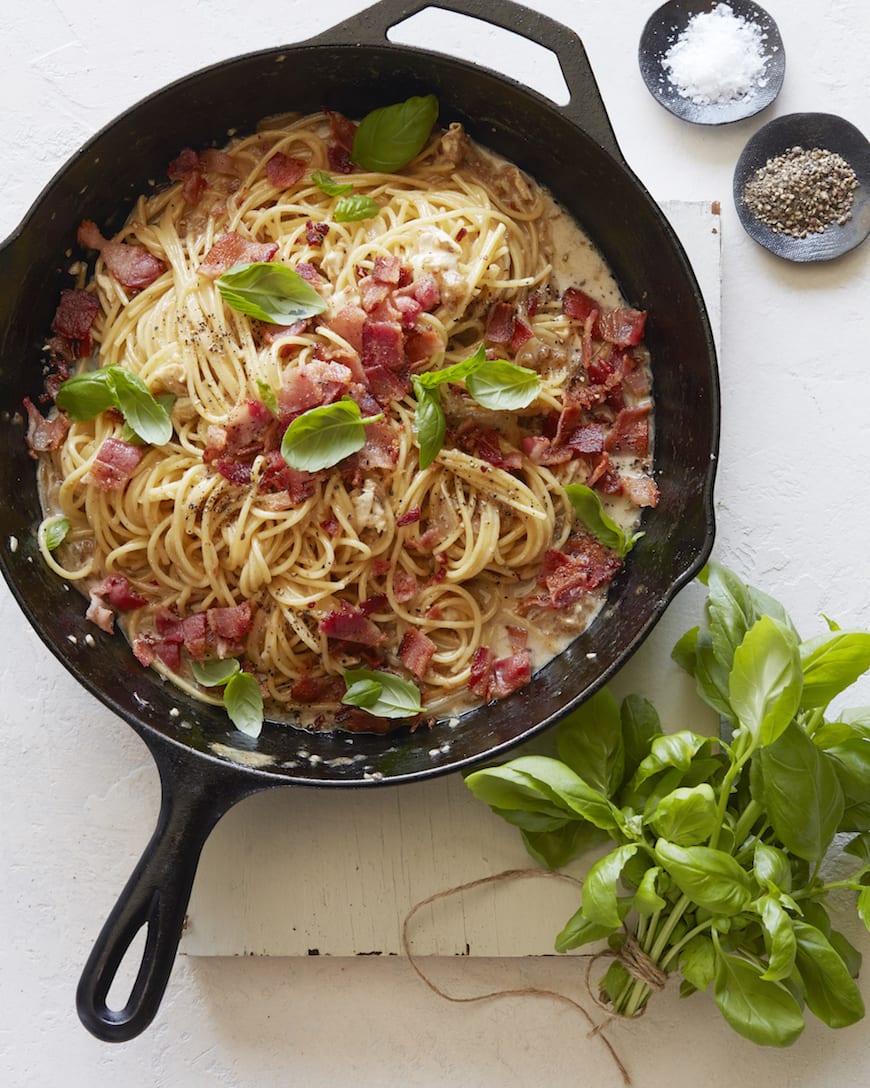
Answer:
733 112 870 261
639 0 785 125
0 0 719 1042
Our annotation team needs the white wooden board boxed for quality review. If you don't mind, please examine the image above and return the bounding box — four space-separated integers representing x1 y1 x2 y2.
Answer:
181 200 721 957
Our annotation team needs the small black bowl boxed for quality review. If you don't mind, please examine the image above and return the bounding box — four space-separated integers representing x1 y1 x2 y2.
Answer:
733 112 870 262
639 1 785 125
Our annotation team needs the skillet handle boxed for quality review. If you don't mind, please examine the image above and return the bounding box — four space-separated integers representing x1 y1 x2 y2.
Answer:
311 0 622 161
76 741 259 1042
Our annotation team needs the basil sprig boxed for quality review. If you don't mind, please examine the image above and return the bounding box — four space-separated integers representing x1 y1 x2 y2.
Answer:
56 365 173 445
281 397 383 472
342 667 424 719
334 194 381 223
312 170 353 197
43 516 70 551
411 345 541 469
564 482 643 557
351 94 439 173
466 562 870 1046
216 261 328 325
192 657 263 738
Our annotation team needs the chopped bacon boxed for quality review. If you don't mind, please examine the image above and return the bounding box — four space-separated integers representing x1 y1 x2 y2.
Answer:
509 320 533 354
319 601 385 646
462 428 522 471
93 573 148 610
200 148 238 176
396 506 421 527
485 301 516 344
305 220 329 246
77 220 165 292
265 152 305 188
296 261 326 285
521 434 573 466
213 459 252 485
291 674 346 704
182 613 208 660
336 706 395 734
469 647 494 698
51 288 100 355
537 534 622 610
357 418 399 469
321 512 340 536
326 109 357 152
89 438 143 490
566 422 609 455
621 474 659 508
605 405 650 456
405 328 442 365
86 594 115 633
489 650 532 699
359 276 392 314
399 628 436 679
506 625 528 654
327 145 353 174
208 602 252 641
391 568 418 603
198 231 278 278
279 367 326 418
553 404 582 448
372 256 402 285
410 274 440 311
361 321 404 371
154 639 182 671
23 398 69 459
257 318 310 344
167 147 200 180
155 606 184 643
597 308 647 347
359 593 389 617
204 399 275 464
257 451 316 502
562 287 600 323
364 362 410 404
394 294 423 330
183 171 207 207
327 305 367 352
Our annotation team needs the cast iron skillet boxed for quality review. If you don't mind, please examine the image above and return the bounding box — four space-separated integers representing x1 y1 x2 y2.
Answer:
0 0 718 1043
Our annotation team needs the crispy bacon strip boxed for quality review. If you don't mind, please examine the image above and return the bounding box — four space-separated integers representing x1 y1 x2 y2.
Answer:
77 220 165 292
198 232 278 279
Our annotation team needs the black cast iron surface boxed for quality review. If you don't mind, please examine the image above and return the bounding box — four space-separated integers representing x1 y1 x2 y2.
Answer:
0 0 719 1042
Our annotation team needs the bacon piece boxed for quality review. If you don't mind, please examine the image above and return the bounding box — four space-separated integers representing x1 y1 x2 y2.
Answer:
86 594 115 633
489 650 532 699
469 647 494 698
326 109 357 152
327 145 353 174
597 308 647 347
327 305 367 353
364 362 410 405
357 418 399 469
605 406 650 456
359 594 389 617
257 318 310 345
167 148 200 180
198 232 279 279
410 274 440 311
182 613 209 660
319 601 385 646
553 405 582 448
183 172 207 207
506 625 528 654
485 301 516 344
77 220 165 292
296 262 326 285
462 428 522 471
537 534 622 609
391 569 418 603
213 459 252 485
204 399 276 465
265 152 306 188
405 329 443 366
154 639 182 671
306 220 329 246
51 288 100 355
200 148 238 176
566 423 609 456
562 287 600 323
291 674 346 704
372 256 402 285
361 321 404 371
394 294 423 331
396 507 421 527
23 398 70 459
208 602 253 641
520 435 573 466
94 573 148 610
89 438 143 491
359 276 392 314
257 451 316 502
621 474 659 508
399 628 436 679
509 320 533 354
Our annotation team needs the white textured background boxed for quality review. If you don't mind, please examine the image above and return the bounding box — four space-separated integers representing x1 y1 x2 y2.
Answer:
2 1 869 1085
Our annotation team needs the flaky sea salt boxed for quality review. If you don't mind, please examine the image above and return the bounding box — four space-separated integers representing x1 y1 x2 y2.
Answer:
662 3 770 106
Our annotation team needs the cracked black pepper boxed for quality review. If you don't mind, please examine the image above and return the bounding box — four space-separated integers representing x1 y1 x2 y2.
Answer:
741 145 859 237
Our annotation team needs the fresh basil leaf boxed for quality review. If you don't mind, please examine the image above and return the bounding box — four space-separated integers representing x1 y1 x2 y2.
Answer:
798 631 870 710
563 483 641 558
729 615 802 750
120 393 176 445
256 380 279 416
217 261 328 325
43 516 70 552
312 169 353 196
499 755 618 832
108 367 173 446
464 765 571 820
555 897 631 953
757 895 797 982
693 626 736 720
494 808 573 834
792 920 865 1028
671 625 699 678
713 951 805 1046
580 844 639 928
521 821 607 871
342 667 423 719
630 731 709 789
858 888 870 934
281 398 378 472
705 560 761 671
828 929 863 978
823 737 870 832
753 843 792 893
192 657 241 687
351 93 439 172
619 694 662 781
412 378 446 470
845 831 870 864
334 195 381 223
556 688 624 798
55 369 116 420
413 345 486 392
654 840 752 916
633 865 667 916
756 722 844 860
465 358 541 411
224 671 264 738
680 934 716 992
649 784 718 846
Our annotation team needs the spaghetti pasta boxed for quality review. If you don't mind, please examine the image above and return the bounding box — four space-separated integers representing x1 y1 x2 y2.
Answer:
31 104 657 732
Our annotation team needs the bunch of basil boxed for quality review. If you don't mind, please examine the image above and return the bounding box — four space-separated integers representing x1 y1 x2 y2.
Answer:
466 562 870 1045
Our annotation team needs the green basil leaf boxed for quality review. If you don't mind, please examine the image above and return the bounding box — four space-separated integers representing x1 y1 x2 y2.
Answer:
705 561 760 671
224 671 264 738
693 626 736 720
620 694 662 782
351 93 439 172
217 261 328 324
412 378 446 470
649 784 718 846
858 888 870 934
563 483 641 558
334 194 381 222
756 722 844 861
580 844 639 928
464 766 570 821
281 397 376 472
43 516 70 552
792 920 865 1028
555 897 631 953
753 843 792 893
680 934 716 992
729 615 802 749
192 657 241 687
798 631 870 710
633 865 667 916
823 737 870 832
829 929 863 978
556 688 625 798
465 358 541 411
120 393 176 445
671 625 699 678
630 731 709 789
845 831 870 864
757 894 797 982
342 667 424 719
491 808 570 834
55 368 116 420
502 755 618 831
312 169 353 197
654 840 752 916
256 380 279 416
413 345 486 391
108 367 173 446
713 951 805 1046
521 821 608 871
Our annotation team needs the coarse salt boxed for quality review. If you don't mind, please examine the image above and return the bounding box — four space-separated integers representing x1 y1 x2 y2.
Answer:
662 3 771 106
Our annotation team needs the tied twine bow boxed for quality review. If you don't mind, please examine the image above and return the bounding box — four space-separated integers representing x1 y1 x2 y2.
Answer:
401 868 670 1088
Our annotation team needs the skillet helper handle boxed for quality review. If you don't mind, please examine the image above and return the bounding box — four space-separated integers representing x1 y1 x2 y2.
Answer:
76 746 252 1042
314 0 622 160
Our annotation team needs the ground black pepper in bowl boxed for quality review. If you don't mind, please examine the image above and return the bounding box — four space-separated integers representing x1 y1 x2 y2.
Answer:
734 113 870 261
